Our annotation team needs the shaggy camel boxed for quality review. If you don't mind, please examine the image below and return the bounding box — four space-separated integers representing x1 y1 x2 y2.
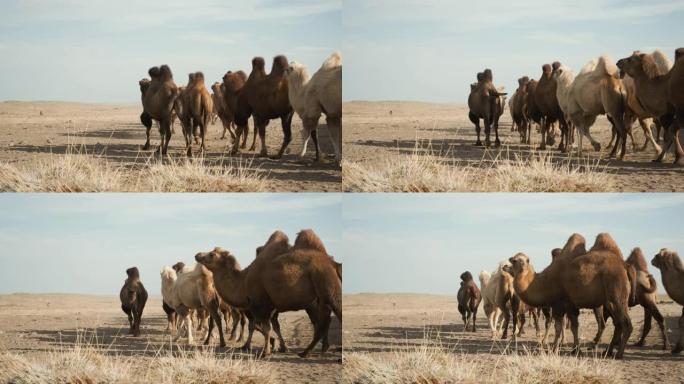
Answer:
161 261 186 332
141 65 177 155
178 72 213 157
162 263 226 347
221 70 257 151
652 248 684 354
479 263 515 339
457 271 481 332
617 49 683 164
285 52 343 163
468 69 507 147
559 56 628 158
508 233 634 359
535 63 570 151
195 229 342 358
509 77 531 143
232 56 294 158
119 267 148 337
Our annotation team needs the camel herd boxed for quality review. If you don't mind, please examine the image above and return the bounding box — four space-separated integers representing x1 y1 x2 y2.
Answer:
119 229 342 358
457 233 684 359
138 52 342 163
468 48 684 164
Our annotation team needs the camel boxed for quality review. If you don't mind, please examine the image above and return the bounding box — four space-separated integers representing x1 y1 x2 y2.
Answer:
195 229 341 358
285 52 342 163
652 248 684 354
508 233 634 359
119 267 148 337
141 65 178 155
666 48 684 165
161 261 186 332
479 263 515 339
231 56 294 159
457 271 481 332
468 70 507 147
162 263 226 347
559 56 628 158
509 77 530 143
221 70 257 151
178 72 213 157
211 82 235 141
535 63 571 151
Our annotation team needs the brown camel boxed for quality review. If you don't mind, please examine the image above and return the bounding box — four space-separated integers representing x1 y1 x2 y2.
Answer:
652 248 684 354
178 72 213 157
119 267 148 337
535 63 571 151
223 69 258 152
510 77 531 143
457 271 481 332
617 50 681 164
666 48 684 165
211 82 236 142
523 79 543 144
195 229 341 358
231 56 294 158
141 65 177 155
468 69 507 147
508 233 634 359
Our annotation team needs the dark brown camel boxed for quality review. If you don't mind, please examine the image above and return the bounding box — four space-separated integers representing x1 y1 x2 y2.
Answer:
119 267 148 336
457 271 482 332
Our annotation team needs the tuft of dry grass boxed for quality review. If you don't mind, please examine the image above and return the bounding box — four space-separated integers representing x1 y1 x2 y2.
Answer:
342 145 616 192
0 330 275 384
343 343 622 384
0 148 269 192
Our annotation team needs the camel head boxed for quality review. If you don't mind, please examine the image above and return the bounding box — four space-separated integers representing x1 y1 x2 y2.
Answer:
211 82 221 94
172 262 186 273
483 69 493 82
476 72 485 83
139 78 150 95
195 247 241 273
271 55 289 76
676 48 684 61
159 65 173 81
508 253 530 276
460 271 473 282
617 52 658 80
126 267 140 279
652 249 684 272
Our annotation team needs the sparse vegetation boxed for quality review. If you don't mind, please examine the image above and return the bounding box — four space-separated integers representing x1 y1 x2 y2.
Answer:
0 146 269 192
0 329 275 384
343 342 622 384
342 144 616 192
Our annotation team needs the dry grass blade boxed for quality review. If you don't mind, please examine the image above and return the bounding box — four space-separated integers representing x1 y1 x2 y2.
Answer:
342 143 616 192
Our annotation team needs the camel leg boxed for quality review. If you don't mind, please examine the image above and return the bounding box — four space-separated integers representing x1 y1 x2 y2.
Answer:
229 308 240 341
255 117 269 157
493 116 501 147
140 112 152 150
531 309 540 337
654 114 675 162
518 312 526 336
469 113 482 146
566 309 580 355
299 304 331 358
541 307 552 345
122 306 134 334
471 306 478 332
159 119 172 156
209 307 225 348
299 117 319 162
640 119 661 153
259 317 273 358
550 305 566 351
672 114 684 165
327 116 342 162
249 124 257 151
270 313 288 353
672 307 684 355
488 308 498 339
484 117 492 147
510 297 519 340
238 311 246 342
273 112 294 159
501 308 511 340
591 307 606 348
240 315 256 351
539 118 547 150
204 313 215 345
635 307 652 347
649 305 670 350
230 124 246 155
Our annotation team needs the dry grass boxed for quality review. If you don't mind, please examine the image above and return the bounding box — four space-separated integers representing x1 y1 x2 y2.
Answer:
0 330 274 384
342 144 616 192
343 343 622 384
0 147 269 192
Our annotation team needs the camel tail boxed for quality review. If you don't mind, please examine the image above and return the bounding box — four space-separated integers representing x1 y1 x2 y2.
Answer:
314 266 342 322
643 274 658 294
625 263 637 306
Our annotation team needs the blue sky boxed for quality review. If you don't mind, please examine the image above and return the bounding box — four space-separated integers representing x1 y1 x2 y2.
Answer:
0 194 341 295
343 194 684 294
0 0 341 103
343 0 684 102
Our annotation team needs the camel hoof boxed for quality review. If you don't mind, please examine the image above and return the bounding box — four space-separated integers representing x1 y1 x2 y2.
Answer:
494 140 501 147
298 351 310 358
142 143 151 151
592 143 601 152
674 156 684 166
634 341 644 347
278 346 289 353
672 344 683 354
474 141 484 147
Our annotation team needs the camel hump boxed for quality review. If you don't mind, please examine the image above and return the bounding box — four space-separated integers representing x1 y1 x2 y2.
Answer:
159 65 173 81
596 55 618 77
126 267 140 279
293 229 327 254
652 49 673 73
626 247 649 272
258 230 291 258
322 51 342 70
590 233 621 255
460 271 473 282
561 233 587 258
478 270 490 289
193 71 205 85
160 266 177 280
579 58 599 75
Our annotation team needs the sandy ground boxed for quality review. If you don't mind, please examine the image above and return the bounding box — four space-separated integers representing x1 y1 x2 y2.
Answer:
343 101 684 192
0 294 341 384
343 293 684 384
0 101 341 192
